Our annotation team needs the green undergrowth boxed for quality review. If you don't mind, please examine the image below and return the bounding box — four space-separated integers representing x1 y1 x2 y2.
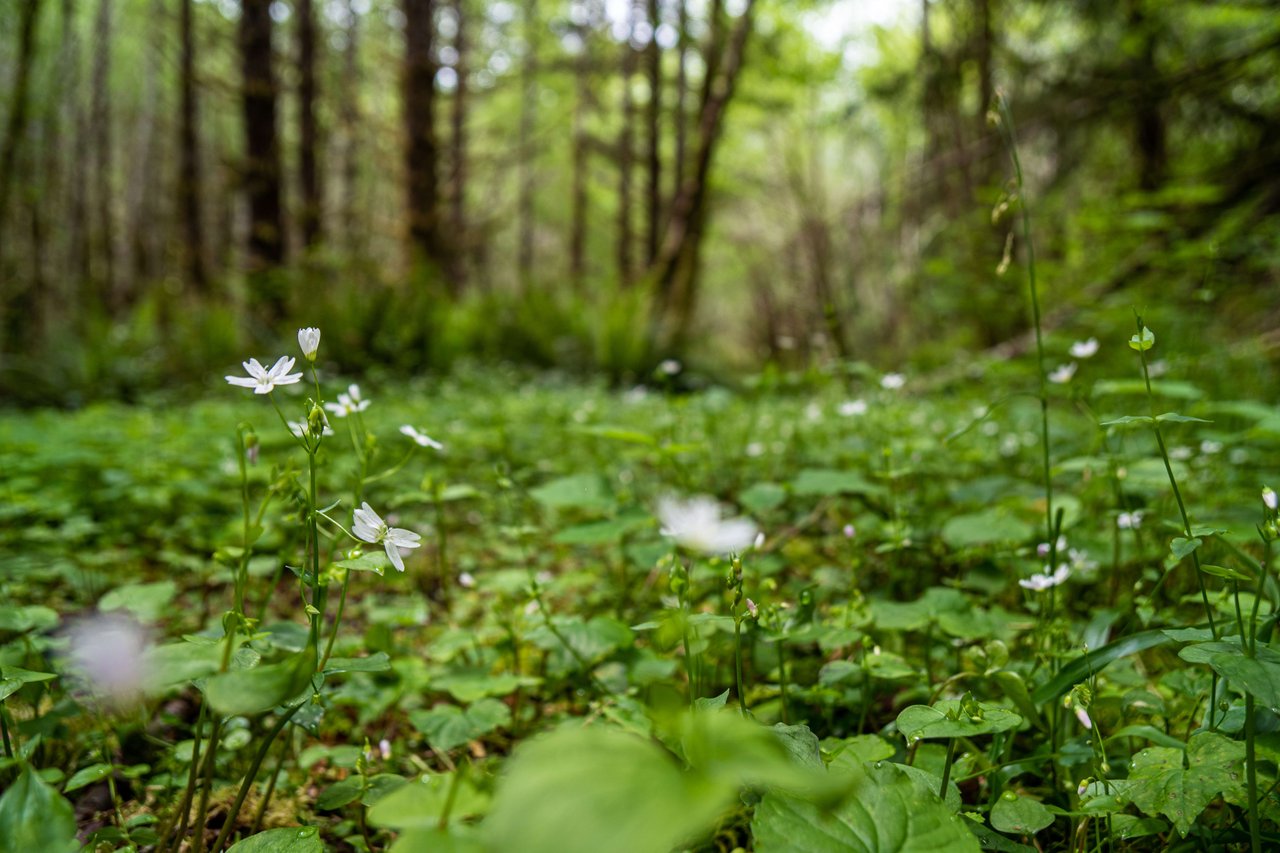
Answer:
2 342 1280 852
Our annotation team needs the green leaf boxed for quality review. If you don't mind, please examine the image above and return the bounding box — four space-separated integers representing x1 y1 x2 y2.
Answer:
205 644 315 716
482 726 733 853
144 640 223 690
1155 413 1212 425
1123 732 1244 836
367 772 489 830
751 759 980 852
552 514 648 545
330 553 388 575
895 700 1022 740
431 670 536 703
0 765 79 853
1098 415 1154 429
323 652 391 674
409 698 511 753
739 481 788 514
225 825 324 853
1180 643 1280 709
570 424 658 446
1199 563 1253 582
1031 629 1173 705
792 469 885 499
1129 327 1155 351
1169 537 1202 560
529 474 612 512
1092 379 1202 400
98 581 177 621
0 666 56 685
989 792 1054 835
63 763 113 793
316 776 364 810
940 510 1033 549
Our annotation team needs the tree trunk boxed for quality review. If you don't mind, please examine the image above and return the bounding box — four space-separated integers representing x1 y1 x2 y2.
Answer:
569 2 594 289
517 0 537 286
617 1 639 285
297 0 321 249
126 0 163 288
644 0 662 265
447 0 467 287
1128 0 1166 191
649 0 755 350
403 0 447 281
239 0 286 314
673 0 687 205
0 0 41 242
91 0 119 312
340 0 360 255
178 0 208 293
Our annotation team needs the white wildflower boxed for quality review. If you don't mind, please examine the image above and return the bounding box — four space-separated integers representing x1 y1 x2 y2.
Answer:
1069 338 1099 359
880 372 905 390
657 495 758 556
297 327 321 361
1264 487 1277 511
225 356 303 394
839 399 868 417
400 425 443 450
1049 362 1077 384
1169 445 1193 461
1019 563 1070 591
352 501 422 572
1117 510 1144 530
458 571 476 589
1200 439 1223 455
1074 706 1093 730
67 615 149 705
325 384 371 417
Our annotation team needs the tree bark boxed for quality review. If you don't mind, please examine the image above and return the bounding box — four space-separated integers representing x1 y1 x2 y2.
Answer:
239 0 286 310
178 0 208 293
1128 0 1166 191
673 0 687 205
340 0 360 254
648 0 755 350
91 0 119 312
616 1 639 285
643 0 662 265
297 0 322 249
569 2 594 288
403 0 448 281
0 0 41 243
447 0 467 286
517 0 537 286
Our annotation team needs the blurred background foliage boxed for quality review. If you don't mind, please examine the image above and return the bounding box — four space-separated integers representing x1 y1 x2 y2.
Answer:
0 0 1277 404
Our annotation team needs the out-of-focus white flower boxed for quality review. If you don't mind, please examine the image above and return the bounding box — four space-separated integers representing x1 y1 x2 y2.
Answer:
843 524 857 539
745 599 758 618
458 571 476 588
1069 338 1099 359
805 402 823 422
659 359 682 376
298 327 321 361
1147 359 1169 378
1069 548 1098 574
745 441 765 457
839 399 868 417
880 373 905 390
1117 510 1144 530
67 615 149 705
1264 487 1277 511
1074 706 1093 729
378 738 392 760
1019 563 1070 591
400 425 443 450
1049 362 1077 384
1037 536 1068 558
1200 439 1223 455
657 495 758 555
1169 445 1193 461
325 384 371 417
352 501 422 572
225 356 303 394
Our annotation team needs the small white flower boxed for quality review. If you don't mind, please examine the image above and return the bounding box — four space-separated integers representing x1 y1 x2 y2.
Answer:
1169 445 1193 461
1264 487 1277 511
745 441 765 458
1069 338 1099 359
1069 548 1098 574
659 359 682 376
1037 536 1068 558
843 524 856 539
352 501 422 572
1117 510 1144 530
378 738 392 760
745 599 758 618
880 372 905 390
225 356 304 394
67 615 149 704
839 399 868 417
1200 439 1223 455
805 402 823 421
325 384 371 417
753 531 765 550
1049 362 1077 384
1147 359 1169 378
657 495 758 555
1019 563 1070 591
1074 706 1093 730
400 425 443 450
297 327 321 361
458 571 476 588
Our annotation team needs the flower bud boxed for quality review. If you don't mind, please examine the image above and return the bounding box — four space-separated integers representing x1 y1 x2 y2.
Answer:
298 327 321 361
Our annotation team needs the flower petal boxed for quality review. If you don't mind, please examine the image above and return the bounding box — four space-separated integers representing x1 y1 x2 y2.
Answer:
385 541 406 572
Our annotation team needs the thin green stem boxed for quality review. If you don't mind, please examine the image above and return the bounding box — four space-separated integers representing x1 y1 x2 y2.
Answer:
1246 693 1261 853
0 706 12 758
320 569 352 671
190 718 223 853
249 732 291 836
209 702 305 853
733 612 747 715
159 701 208 853
939 737 959 800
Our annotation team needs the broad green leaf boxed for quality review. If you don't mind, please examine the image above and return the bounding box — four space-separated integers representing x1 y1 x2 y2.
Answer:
895 699 1022 741
1182 643 1280 709
409 698 511 753
529 474 612 512
751 759 980 852
63 763 113 793
316 776 364 810
205 644 315 716
330 553 388 574
792 469 885 499
323 652 391 674
388 826 486 853
144 640 222 689
431 670 536 703
940 510 1033 549
1129 327 1155 351
367 772 489 830
989 792 1053 835
482 726 732 853
1155 413 1212 425
739 482 788 513
1170 537 1202 560
1123 732 1244 836
552 514 648 545
0 765 79 853
225 825 324 853
98 581 177 620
